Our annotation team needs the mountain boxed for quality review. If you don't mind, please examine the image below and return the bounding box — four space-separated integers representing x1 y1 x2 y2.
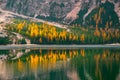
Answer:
0 0 120 27
72 1 120 28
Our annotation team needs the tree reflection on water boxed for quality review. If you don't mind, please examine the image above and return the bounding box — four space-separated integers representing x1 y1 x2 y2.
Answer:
0 49 120 80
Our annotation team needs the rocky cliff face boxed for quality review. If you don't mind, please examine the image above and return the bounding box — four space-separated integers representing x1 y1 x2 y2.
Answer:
0 0 120 27
5 0 78 19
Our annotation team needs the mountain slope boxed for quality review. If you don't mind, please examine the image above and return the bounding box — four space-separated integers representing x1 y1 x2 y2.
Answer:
73 1 120 28
0 0 120 27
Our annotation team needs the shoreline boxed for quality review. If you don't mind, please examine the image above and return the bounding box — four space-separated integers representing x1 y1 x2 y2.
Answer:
0 44 120 50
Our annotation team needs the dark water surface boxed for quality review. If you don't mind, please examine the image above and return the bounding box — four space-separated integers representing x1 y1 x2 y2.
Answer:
0 49 120 80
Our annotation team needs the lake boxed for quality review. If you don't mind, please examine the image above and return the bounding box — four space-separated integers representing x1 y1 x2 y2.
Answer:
0 48 120 80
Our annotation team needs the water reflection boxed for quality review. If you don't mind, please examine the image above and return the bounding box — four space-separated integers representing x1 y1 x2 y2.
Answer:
0 49 120 80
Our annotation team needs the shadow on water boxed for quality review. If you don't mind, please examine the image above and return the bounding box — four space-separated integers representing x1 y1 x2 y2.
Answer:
0 49 120 80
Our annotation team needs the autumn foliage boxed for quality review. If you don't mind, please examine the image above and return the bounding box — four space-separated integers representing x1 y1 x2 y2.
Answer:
6 19 120 44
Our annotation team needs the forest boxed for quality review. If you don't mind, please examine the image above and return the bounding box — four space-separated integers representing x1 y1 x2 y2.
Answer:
5 19 120 44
